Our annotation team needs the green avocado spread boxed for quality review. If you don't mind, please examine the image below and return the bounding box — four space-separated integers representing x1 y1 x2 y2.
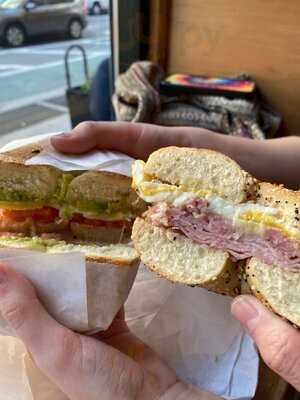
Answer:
0 173 137 220
51 174 74 205
72 197 136 219
0 236 62 251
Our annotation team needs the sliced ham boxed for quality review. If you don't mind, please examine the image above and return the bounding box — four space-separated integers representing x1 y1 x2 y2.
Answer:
146 200 300 271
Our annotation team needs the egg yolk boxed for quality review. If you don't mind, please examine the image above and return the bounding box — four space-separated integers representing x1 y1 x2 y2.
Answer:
139 182 211 198
239 211 300 240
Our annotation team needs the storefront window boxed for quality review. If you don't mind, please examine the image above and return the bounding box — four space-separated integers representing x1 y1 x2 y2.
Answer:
0 0 111 145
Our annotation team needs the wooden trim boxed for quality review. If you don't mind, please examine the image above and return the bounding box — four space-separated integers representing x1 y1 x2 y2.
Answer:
113 0 171 74
148 0 171 69
254 359 291 400
114 0 151 74
111 0 119 81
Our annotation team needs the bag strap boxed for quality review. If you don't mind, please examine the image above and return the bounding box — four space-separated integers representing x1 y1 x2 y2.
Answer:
64 44 90 89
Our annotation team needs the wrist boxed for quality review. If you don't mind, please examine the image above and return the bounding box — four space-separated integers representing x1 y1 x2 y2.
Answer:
187 128 236 158
194 130 266 182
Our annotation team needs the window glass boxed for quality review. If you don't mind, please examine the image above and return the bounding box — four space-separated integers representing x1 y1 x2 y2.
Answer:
0 0 112 143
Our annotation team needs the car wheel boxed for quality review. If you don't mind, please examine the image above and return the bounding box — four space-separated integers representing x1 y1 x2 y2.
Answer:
68 19 83 39
5 24 25 47
92 2 102 15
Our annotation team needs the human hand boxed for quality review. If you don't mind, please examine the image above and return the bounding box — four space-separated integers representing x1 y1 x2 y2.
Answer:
51 121 217 160
231 295 300 391
0 263 219 400
52 121 300 189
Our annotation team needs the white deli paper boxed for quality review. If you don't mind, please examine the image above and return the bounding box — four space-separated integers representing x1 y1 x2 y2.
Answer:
0 132 134 176
126 266 259 400
0 249 138 335
144 286 259 399
0 133 259 399
0 249 88 334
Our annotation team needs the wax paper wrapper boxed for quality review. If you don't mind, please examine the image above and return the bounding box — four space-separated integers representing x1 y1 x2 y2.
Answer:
0 132 133 176
125 265 259 400
0 249 138 335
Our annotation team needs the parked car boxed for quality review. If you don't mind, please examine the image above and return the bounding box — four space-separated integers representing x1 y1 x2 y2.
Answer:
0 0 87 47
87 0 107 15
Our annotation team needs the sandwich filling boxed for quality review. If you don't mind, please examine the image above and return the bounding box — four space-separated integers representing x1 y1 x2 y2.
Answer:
0 171 143 240
0 207 131 232
133 160 300 271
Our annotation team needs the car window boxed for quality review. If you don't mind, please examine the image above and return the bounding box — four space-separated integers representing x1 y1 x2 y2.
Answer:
0 0 24 8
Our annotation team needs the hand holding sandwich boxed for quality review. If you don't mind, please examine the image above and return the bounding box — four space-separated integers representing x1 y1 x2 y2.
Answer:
0 263 219 400
53 121 300 189
52 122 300 392
231 295 300 391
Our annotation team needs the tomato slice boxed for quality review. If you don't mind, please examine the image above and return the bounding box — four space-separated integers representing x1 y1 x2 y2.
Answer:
1 207 59 224
1 208 132 229
71 214 132 229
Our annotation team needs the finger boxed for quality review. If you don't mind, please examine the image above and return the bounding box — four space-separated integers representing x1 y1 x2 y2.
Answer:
51 121 190 159
0 263 81 376
231 295 300 390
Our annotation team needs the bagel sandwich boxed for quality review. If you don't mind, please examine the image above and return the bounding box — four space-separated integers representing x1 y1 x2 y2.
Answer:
0 141 146 243
131 146 300 326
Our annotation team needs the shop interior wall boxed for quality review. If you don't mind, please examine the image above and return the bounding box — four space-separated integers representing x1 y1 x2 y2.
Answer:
162 0 300 134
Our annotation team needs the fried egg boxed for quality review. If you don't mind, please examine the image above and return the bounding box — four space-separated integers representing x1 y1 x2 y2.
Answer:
132 160 300 240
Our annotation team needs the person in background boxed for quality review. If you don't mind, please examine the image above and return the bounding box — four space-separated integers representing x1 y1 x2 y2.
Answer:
0 121 300 399
89 58 115 121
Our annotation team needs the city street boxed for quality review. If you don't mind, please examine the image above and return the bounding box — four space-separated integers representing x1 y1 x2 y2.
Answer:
0 14 110 110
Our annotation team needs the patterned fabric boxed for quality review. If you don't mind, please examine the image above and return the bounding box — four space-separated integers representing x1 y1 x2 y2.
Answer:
112 61 281 139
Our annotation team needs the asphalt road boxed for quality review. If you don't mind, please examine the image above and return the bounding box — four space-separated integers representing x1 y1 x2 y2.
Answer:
0 14 110 111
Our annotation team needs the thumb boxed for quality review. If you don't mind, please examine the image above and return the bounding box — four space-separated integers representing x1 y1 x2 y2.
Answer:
0 262 71 349
0 263 82 389
231 295 300 390
0 263 145 400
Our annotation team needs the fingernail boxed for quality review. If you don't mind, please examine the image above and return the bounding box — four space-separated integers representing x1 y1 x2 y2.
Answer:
53 132 73 139
231 296 259 331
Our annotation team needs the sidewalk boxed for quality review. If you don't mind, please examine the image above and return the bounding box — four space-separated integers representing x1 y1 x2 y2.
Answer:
0 93 69 136
0 113 71 148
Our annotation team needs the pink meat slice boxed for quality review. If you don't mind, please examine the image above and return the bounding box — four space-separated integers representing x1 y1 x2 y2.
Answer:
146 200 300 271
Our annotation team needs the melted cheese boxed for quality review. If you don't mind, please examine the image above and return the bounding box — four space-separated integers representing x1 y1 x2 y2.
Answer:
132 160 300 240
